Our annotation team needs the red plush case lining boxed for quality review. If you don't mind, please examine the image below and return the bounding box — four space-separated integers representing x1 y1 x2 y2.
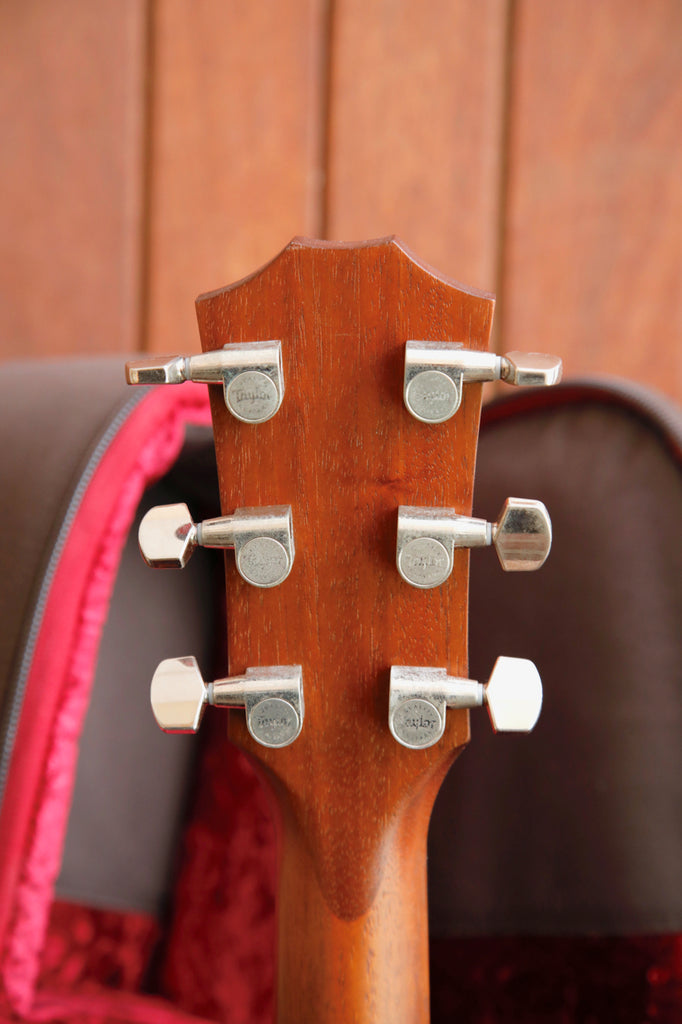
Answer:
0 385 211 1024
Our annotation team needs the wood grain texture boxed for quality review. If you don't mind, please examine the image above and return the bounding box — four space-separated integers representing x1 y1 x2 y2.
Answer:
145 0 327 355
196 238 494 1023
500 0 682 398
0 0 146 359
325 0 509 293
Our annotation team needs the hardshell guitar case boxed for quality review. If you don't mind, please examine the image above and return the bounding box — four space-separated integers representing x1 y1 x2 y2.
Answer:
0 360 680 1023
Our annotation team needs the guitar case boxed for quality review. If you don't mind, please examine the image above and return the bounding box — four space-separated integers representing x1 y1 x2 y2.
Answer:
0 360 680 1023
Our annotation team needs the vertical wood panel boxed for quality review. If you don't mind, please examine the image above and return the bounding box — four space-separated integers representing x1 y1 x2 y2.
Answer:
326 0 509 293
0 0 147 359
501 0 682 398
145 0 327 354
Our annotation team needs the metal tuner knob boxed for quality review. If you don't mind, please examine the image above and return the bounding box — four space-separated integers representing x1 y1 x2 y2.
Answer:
397 498 551 589
138 502 294 587
150 656 304 748
125 340 284 423
389 658 543 749
404 340 562 423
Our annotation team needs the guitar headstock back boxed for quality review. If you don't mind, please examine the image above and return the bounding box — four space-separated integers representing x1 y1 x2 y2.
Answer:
193 237 492 916
126 237 561 1021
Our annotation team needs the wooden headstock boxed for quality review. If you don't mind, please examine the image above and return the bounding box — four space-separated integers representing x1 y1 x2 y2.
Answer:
196 237 490 1022
127 237 558 1024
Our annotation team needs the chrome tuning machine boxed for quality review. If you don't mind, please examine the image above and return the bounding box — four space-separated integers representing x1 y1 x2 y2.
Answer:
404 341 562 423
138 503 294 588
389 658 543 749
150 656 304 748
126 340 284 423
397 498 551 589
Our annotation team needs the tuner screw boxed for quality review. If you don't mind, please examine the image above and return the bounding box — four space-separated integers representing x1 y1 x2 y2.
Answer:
125 340 284 423
151 657 304 747
403 341 562 422
396 498 551 589
138 503 294 587
388 657 543 749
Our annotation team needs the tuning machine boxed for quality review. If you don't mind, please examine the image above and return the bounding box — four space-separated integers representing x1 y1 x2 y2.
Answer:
389 658 542 749
150 656 304 747
138 503 294 587
126 340 284 423
397 499 551 589
404 341 562 423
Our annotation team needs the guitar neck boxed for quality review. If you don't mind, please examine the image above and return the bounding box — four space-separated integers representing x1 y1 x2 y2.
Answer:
275 767 449 1023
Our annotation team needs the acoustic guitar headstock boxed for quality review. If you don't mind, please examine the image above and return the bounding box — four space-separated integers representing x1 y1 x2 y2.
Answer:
126 235 560 932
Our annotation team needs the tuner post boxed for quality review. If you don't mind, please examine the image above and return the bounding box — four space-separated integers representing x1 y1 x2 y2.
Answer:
403 340 562 423
138 502 294 587
389 657 543 749
396 498 552 588
125 340 284 423
150 656 304 748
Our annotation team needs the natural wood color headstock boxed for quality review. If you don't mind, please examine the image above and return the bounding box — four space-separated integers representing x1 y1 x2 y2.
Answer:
195 237 493 1024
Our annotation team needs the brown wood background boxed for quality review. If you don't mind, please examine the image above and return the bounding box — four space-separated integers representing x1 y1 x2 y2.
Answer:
1 0 680 400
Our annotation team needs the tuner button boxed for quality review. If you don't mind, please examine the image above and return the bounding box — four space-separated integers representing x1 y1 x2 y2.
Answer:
492 498 552 571
138 503 197 568
149 659 304 747
151 656 208 732
138 503 294 586
125 341 284 423
125 355 188 386
397 500 552 588
389 657 543 748
500 351 563 388
403 341 562 423
484 656 543 732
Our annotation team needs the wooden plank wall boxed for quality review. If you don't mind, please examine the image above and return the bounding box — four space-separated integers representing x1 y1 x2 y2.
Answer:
0 0 147 358
502 0 682 394
1 0 680 400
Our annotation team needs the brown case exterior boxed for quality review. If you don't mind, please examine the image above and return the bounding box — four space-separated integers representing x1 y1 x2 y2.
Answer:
0 367 680 1024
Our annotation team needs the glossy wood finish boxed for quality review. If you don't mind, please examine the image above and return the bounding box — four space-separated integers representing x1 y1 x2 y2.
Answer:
196 237 494 1023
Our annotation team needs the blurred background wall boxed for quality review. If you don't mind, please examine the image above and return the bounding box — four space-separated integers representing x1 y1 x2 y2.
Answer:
1 0 680 398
